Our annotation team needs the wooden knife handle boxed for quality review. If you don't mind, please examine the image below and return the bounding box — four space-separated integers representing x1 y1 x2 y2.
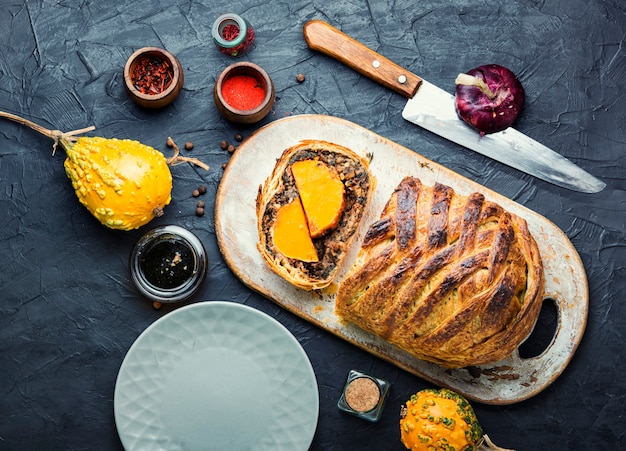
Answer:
303 20 422 98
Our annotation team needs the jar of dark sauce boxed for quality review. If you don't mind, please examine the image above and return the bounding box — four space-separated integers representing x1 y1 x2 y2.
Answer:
130 225 207 303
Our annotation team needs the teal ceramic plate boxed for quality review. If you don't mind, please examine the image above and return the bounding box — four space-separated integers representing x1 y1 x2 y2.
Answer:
114 301 319 450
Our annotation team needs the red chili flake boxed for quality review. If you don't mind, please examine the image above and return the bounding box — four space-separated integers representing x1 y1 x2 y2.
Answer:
221 75 265 110
132 56 174 95
221 24 240 41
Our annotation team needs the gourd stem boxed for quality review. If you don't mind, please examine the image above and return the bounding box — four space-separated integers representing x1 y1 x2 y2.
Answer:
1 111 209 171
477 434 515 451
0 110 95 155
165 136 209 171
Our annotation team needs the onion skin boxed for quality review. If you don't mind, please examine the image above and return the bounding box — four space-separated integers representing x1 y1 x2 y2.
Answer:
455 64 524 135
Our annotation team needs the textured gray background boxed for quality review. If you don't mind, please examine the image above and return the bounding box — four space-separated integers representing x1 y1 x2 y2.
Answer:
0 0 624 449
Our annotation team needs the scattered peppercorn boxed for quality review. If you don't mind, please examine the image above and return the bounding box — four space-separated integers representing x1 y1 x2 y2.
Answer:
296 73 306 83
197 200 205 208
192 189 200 197
198 185 207 195
222 163 227 169
152 301 162 310
184 141 194 150
234 133 243 142
227 144 235 153
196 207 205 217
220 140 229 150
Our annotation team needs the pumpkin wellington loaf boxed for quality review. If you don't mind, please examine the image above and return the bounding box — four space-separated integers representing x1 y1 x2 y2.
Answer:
256 140 375 290
336 176 545 368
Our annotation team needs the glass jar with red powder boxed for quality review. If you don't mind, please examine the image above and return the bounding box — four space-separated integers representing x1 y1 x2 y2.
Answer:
211 13 255 57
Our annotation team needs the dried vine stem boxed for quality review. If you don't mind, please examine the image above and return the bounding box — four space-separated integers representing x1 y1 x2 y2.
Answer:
0 110 95 155
166 136 210 171
478 434 516 451
0 111 209 171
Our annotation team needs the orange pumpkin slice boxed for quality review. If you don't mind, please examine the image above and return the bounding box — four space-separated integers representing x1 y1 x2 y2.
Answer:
273 197 319 262
291 159 345 238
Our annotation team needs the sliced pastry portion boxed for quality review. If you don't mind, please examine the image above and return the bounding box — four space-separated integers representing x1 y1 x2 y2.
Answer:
256 140 375 290
336 176 545 368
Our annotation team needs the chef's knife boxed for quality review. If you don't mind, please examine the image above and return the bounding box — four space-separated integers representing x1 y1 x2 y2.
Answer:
303 20 606 193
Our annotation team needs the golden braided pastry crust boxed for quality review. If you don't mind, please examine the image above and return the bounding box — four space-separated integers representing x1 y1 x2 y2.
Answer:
336 176 545 368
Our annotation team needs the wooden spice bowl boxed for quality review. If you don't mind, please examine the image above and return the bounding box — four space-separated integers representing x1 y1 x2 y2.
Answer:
214 62 275 124
124 47 184 108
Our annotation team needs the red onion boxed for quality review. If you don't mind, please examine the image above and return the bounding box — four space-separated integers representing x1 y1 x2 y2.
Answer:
455 64 524 135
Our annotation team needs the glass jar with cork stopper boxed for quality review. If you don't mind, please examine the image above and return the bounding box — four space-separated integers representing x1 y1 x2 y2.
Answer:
337 369 390 422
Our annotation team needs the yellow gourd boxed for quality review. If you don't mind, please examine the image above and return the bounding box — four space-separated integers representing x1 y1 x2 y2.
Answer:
64 136 172 230
0 111 208 231
400 388 514 451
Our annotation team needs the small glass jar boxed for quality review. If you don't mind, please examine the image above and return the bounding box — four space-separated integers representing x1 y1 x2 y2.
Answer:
337 369 390 422
211 13 255 57
130 225 208 303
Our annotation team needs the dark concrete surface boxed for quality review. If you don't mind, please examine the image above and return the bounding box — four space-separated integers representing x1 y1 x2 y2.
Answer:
0 1 624 449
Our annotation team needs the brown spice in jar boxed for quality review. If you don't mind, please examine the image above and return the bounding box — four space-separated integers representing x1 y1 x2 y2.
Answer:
344 377 380 412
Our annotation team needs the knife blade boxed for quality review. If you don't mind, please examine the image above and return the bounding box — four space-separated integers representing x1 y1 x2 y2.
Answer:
303 20 606 193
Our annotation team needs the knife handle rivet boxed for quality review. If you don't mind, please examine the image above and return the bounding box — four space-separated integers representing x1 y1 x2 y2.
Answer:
398 75 407 84
372 60 380 68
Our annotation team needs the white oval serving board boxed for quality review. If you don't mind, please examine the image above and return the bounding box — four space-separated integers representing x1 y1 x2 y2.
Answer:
214 114 588 405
